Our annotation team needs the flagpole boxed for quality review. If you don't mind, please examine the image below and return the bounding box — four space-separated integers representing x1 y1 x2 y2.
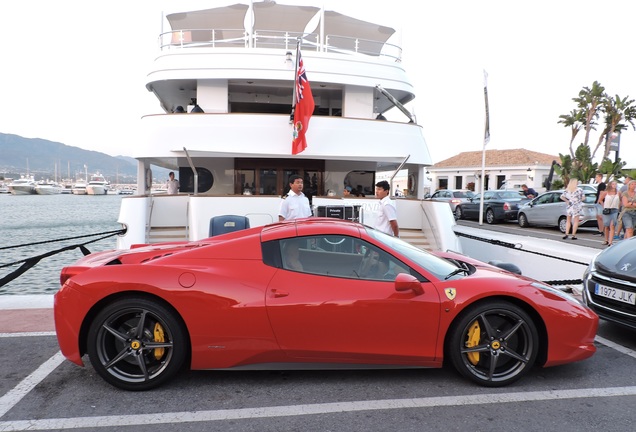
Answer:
479 70 490 225
290 38 301 123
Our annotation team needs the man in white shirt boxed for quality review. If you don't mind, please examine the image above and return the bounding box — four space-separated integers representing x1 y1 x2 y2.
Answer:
374 180 399 237
166 172 179 195
279 175 312 221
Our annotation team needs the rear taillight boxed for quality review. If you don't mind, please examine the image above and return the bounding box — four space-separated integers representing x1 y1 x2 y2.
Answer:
503 203 511 211
450 199 461 204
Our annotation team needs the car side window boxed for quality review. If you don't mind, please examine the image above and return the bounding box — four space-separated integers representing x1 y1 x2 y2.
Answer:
278 236 411 281
536 194 552 205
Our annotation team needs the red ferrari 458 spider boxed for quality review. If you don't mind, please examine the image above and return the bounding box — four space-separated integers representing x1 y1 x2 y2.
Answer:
55 218 598 391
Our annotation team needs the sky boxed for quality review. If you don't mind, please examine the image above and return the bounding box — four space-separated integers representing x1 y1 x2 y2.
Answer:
1 0 636 169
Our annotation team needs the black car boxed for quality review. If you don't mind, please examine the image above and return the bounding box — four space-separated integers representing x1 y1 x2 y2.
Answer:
454 190 529 224
582 237 636 329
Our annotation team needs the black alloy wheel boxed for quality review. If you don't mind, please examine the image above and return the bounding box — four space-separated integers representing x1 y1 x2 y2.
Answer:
87 297 188 391
454 206 463 220
448 301 539 387
518 213 529 228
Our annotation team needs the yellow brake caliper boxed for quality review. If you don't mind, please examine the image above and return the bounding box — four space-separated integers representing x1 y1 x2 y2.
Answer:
465 320 481 365
153 322 165 360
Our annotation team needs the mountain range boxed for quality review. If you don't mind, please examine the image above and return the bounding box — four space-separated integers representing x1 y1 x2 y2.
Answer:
0 133 137 183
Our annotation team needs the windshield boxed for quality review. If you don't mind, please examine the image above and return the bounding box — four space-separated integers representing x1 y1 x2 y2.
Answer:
365 227 460 280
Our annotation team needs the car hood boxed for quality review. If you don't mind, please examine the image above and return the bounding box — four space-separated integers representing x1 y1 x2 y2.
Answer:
595 237 636 281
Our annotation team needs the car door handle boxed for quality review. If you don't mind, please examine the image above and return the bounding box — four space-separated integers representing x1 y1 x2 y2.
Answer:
270 289 289 298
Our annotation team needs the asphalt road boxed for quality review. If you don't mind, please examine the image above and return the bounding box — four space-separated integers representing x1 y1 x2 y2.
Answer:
456 218 610 250
0 320 634 432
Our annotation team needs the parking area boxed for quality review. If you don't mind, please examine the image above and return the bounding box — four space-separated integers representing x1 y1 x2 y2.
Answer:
1 303 635 431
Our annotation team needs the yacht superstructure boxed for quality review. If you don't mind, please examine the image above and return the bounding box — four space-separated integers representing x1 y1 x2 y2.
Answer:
116 1 455 251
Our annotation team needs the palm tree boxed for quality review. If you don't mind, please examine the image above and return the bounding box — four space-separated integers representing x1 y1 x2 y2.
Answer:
557 109 585 158
593 95 636 161
572 81 605 149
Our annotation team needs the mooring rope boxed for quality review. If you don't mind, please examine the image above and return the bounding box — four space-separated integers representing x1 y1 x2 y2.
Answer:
0 229 125 251
454 230 587 286
0 228 126 288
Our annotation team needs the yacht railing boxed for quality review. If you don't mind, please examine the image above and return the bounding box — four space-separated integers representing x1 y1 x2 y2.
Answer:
160 29 401 61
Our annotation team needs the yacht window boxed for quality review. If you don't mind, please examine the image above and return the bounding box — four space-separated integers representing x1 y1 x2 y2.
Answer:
344 171 375 197
178 167 214 193
234 158 324 196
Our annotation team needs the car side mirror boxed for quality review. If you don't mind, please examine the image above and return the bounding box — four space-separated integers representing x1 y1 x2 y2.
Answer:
395 273 424 295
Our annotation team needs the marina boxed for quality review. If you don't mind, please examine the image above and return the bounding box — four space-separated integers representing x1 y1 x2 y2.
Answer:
0 2 635 430
0 194 122 295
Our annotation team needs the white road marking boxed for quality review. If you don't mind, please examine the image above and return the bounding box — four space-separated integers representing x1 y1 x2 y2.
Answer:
596 335 636 360
0 386 636 431
0 328 633 430
0 352 65 418
0 332 56 338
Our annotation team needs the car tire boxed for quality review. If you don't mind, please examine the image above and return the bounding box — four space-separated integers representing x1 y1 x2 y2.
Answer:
558 217 567 233
454 206 463 220
87 297 188 391
486 208 496 224
518 213 529 228
447 301 539 387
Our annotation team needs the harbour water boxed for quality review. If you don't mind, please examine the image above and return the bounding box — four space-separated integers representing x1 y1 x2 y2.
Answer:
0 193 123 295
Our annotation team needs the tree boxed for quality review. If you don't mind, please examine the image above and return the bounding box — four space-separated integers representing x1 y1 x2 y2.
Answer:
593 95 636 161
557 109 585 158
558 81 634 183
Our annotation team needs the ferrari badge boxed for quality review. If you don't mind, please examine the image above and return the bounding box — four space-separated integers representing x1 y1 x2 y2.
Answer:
444 288 456 301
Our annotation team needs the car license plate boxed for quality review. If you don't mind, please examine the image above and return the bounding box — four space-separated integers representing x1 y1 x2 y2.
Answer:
595 284 636 305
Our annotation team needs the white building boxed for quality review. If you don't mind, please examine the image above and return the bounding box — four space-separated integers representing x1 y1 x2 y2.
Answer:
428 148 559 193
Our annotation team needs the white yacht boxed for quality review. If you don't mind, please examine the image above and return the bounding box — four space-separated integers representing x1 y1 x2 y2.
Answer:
117 1 447 248
85 173 110 195
34 180 62 195
71 179 88 195
8 175 36 195
113 2 586 283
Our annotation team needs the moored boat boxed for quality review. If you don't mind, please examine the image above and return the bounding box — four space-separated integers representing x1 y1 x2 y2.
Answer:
71 179 88 195
8 175 36 195
85 173 110 195
35 180 63 195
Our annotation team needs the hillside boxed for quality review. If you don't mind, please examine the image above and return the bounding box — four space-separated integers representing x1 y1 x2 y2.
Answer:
0 133 137 182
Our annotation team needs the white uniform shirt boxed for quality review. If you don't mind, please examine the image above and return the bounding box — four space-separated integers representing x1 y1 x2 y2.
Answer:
279 191 312 220
166 179 180 194
374 195 397 235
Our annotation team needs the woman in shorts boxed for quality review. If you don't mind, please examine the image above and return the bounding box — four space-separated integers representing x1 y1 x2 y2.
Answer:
620 180 636 239
599 181 620 245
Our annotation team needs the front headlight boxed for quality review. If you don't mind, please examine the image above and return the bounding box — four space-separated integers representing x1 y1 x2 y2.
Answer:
582 252 600 284
530 282 578 302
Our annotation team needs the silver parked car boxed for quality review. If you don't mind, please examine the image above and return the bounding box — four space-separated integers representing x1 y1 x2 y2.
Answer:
429 189 475 215
517 190 597 233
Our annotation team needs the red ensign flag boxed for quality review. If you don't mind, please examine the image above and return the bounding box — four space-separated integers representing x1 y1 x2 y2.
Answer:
292 51 314 155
